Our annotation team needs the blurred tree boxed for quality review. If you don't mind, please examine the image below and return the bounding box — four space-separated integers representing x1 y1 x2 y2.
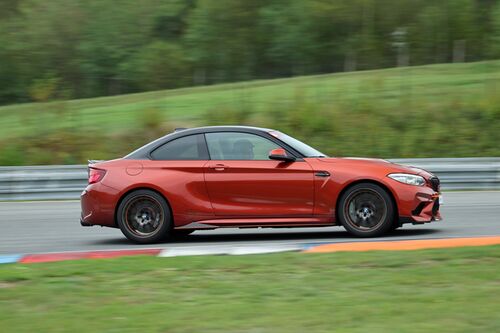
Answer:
0 0 499 105
0 27 23 103
8 0 86 99
448 0 476 62
152 0 195 40
185 0 267 83
409 5 449 64
0 0 21 19
28 74 60 102
77 0 161 96
489 2 500 58
121 41 191 90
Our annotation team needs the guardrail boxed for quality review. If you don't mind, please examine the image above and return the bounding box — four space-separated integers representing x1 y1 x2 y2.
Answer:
0 158 499 201
390 157 500 191
0 165 87 201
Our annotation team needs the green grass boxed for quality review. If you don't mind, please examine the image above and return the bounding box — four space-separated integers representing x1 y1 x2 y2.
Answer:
1 245 499 332
1 60 500 165
1 61 498 139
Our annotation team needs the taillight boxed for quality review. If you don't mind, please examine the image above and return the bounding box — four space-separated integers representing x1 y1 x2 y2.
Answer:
88 168 106 184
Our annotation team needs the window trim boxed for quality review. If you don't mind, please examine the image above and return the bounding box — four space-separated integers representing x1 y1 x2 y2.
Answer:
126 127 309 160
203 131 303 161
148 134 209 161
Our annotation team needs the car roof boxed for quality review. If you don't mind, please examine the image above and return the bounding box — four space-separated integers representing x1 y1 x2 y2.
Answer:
124 125 278 159
174 125 274 135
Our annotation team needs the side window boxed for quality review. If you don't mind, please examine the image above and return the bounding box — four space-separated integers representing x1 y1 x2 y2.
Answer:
205 132 282 160
151 134 208 160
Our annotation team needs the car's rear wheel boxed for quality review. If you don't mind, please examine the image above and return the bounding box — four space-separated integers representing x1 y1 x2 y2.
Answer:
117 189 172 244
338 183 395 237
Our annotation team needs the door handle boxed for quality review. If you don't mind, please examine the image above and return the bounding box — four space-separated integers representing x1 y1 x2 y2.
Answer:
315 171 330 177
209 163 228 171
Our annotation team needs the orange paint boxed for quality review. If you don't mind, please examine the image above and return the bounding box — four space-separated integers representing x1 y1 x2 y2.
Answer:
305 236 500 253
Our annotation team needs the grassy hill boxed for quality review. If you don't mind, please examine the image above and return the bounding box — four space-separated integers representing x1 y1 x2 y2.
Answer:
1 60 500 165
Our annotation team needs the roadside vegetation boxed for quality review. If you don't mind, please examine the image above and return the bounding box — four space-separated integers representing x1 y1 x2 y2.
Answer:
2 0 500 105
2 0 500 165
1 245 499 332
1 60 500 165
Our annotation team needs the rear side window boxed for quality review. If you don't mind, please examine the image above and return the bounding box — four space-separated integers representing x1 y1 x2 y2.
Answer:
150 134 208 160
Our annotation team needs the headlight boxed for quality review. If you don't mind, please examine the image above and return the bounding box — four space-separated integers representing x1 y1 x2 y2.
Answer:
387 173 425 186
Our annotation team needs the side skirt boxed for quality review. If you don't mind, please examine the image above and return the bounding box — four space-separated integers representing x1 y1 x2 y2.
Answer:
176 217 336 230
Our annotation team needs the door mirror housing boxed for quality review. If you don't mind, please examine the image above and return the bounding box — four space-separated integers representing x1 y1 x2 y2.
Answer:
268 148 296 162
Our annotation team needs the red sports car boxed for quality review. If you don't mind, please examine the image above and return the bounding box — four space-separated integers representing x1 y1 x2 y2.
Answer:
80 126 441 243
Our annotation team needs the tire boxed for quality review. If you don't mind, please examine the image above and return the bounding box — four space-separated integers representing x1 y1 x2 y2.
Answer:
117 189 172 244
338 183 395 237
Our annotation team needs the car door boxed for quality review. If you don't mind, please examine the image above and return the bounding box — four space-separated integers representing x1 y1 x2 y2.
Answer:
143 134 214 220
203 131 314 217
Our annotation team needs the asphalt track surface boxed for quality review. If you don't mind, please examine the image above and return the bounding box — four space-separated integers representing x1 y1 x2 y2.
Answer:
1 192 499 256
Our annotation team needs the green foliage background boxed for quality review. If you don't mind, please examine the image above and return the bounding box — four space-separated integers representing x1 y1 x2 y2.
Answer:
1 0 500 104
0 60 499 165
1 1 500 165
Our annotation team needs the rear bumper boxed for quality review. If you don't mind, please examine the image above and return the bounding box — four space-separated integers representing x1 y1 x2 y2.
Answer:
80 218 93 227
80 183 120 227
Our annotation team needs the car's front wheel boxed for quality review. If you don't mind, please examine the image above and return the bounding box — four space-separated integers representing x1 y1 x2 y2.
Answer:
338 183 395 237
117 189 172 244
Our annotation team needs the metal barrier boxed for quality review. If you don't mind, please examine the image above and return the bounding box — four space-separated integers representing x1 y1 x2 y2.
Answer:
390 157 500 191
0 165 87 201
0 158 499 201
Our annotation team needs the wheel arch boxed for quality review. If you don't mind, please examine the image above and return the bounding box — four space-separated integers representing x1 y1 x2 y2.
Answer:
336 179 399 226
114 186 173 228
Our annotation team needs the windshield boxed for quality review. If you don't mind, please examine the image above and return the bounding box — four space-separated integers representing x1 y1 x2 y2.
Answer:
271 131 327 158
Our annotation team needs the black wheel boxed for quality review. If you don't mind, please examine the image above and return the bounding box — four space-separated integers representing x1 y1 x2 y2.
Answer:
117 189 172 244
338 183 395 237
172 229 195 239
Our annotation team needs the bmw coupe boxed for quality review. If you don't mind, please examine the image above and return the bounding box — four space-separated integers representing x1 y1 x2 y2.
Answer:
80 126 441 243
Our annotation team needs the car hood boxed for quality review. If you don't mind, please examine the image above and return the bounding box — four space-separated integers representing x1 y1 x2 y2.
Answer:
315 157 434 178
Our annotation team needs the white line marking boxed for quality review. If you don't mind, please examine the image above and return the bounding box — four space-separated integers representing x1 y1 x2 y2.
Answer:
159 245 302 257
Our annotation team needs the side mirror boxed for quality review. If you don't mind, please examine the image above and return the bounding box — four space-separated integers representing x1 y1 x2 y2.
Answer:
269 148 296 162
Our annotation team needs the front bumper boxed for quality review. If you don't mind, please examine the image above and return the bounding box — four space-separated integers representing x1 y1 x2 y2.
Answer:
391 179 442 225
400 192 441 224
